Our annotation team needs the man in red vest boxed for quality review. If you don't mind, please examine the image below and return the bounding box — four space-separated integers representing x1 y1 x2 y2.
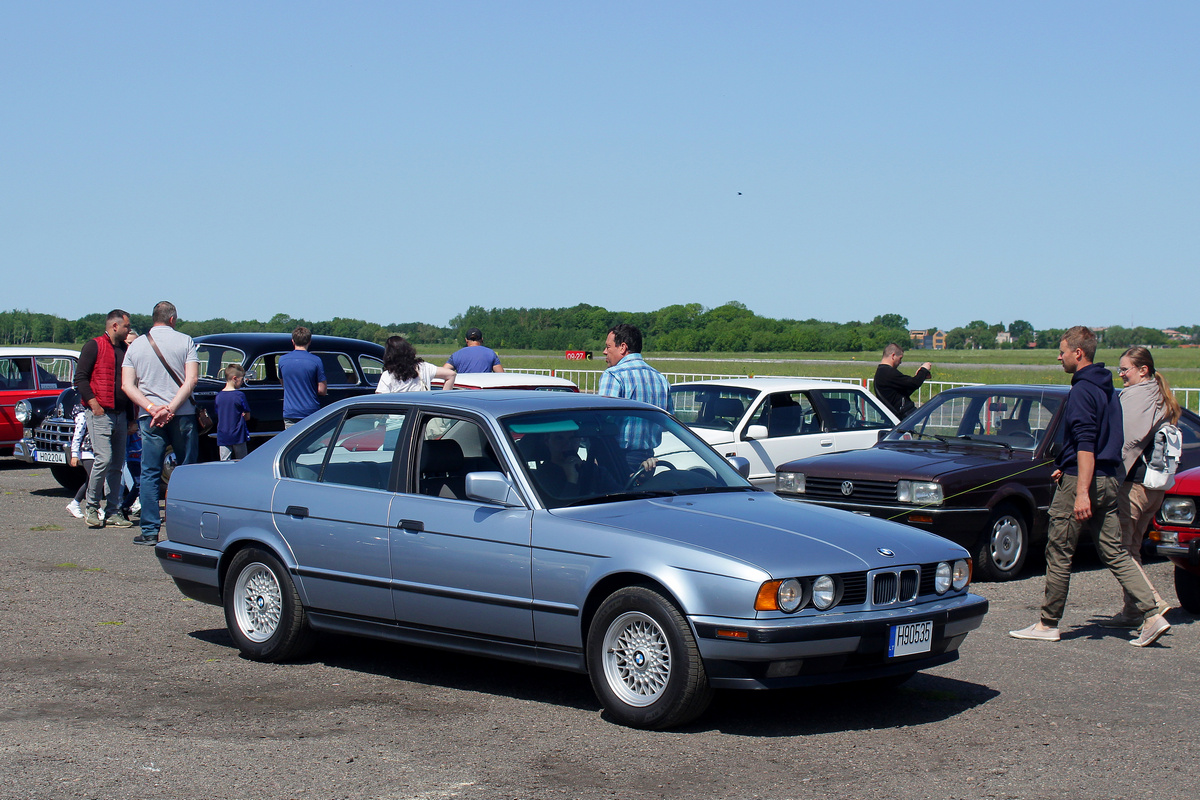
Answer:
74 309 134 529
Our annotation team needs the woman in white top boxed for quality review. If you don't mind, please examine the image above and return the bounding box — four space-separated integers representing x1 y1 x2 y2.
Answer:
1103 346 1181 627
375 336 457 393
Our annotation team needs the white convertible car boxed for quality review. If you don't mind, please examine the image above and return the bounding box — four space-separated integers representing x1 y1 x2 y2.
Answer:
669 378 899 487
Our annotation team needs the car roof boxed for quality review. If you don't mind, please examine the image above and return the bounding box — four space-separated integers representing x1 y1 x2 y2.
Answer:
439 372 578 389
194 332 384 354
941 384 1070 396
326 389 651 416
0 347 80 358
669 377 871 392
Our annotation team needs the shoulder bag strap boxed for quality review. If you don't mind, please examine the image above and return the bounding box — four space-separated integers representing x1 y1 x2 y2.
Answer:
145 330 185 387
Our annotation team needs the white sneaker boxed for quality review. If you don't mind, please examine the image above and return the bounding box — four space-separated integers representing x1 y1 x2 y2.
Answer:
130 498 141 515
65 500 84 519
98 508 106 522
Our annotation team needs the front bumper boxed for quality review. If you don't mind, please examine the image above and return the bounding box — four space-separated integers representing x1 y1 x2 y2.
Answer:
692 592 989 689
777 495 990 548
12 437 36 463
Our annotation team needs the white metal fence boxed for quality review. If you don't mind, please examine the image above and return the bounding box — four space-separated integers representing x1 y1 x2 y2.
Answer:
507 368 1200 412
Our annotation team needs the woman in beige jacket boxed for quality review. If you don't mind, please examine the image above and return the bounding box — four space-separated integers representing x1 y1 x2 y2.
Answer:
1103 346 1181 627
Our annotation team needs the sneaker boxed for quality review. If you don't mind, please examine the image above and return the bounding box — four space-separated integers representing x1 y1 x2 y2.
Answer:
65 500 83 519
106 511 133 528
1008 623 1061 642
132 534 158 546
1156 600 1172 618
1130 614 1171 647
129 498 141 515
1099 611 1141 629
85 507 104 528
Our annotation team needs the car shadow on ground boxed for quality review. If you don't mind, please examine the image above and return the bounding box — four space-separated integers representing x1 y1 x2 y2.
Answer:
188 627 997 733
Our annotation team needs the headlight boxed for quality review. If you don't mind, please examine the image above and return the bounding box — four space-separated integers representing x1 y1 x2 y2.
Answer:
1160 497 1196 525
776 471 805 493
776 578 805 613
897 480 943 505
952 559 970 591
15 400 33 425
812 575 837 610
934 562 952 594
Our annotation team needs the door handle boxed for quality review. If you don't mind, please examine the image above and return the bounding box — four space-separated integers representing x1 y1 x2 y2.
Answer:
286 505 309 518
820 439 834 447
398 519 424 532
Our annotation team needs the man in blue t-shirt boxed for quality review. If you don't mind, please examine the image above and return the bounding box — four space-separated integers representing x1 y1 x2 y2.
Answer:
444 327 503 374
279 326 326 427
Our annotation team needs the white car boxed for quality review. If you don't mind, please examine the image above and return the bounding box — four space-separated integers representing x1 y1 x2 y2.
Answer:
433 372 579 392
668 378 899 487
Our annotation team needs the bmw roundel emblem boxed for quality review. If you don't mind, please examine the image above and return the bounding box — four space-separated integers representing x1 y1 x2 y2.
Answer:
840 480 854 496
878 548 895 558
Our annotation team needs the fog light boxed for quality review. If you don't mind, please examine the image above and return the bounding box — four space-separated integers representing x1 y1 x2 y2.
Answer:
765 660 804 678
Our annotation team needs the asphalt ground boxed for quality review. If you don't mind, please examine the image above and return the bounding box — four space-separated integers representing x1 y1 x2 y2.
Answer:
1 457 1196 800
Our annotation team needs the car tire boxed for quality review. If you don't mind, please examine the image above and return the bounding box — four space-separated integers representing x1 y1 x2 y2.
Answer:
586 585 713 730
49 464 87 492
1174 566 1200 614
223 547 314 662
974 503 1028 581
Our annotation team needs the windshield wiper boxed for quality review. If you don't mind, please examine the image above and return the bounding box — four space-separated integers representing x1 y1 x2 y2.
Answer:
565 490 679 507
957 435 1013 451
894 428 950 443
674 485 760 496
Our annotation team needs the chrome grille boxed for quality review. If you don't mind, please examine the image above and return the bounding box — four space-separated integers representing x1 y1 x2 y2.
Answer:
803 476 897 503
871 567 921 606
33 419 75 452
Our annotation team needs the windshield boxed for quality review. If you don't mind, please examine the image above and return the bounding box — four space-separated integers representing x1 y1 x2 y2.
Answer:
501 408 753 509
668 386 757 431
884 390 1061 451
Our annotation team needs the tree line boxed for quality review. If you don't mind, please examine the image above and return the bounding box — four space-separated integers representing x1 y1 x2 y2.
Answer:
2 305 1195 352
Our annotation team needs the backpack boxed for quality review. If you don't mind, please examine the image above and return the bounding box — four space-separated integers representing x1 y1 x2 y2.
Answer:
1142 422 1182 490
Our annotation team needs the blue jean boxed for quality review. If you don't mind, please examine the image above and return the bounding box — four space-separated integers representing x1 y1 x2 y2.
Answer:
139 414 198 537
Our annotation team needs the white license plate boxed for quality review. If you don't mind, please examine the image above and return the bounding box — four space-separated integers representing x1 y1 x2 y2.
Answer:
888 620 933 658
36 450 67 464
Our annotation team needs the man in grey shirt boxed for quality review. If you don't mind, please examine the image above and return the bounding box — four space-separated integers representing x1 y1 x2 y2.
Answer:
122 301 200 546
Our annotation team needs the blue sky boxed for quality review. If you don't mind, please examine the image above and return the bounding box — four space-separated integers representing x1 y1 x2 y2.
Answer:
3 2 1197 332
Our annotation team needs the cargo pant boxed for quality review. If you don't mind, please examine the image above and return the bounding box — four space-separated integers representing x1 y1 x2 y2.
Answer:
1040 472 1157 627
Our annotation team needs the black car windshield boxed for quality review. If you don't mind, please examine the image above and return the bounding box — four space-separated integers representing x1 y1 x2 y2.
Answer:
668 386 758 431
885 390 1061 452
502 408 753 509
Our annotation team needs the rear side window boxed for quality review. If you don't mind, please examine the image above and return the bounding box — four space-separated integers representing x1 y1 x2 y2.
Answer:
316 352 358 386
283 409 407 490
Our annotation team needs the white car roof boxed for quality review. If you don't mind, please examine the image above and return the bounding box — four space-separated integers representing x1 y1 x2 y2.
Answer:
670 376 869 393
0 347 80 358
434 372 579 390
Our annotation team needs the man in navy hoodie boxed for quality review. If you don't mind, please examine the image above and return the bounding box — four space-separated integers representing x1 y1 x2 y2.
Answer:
1010 326 1171 647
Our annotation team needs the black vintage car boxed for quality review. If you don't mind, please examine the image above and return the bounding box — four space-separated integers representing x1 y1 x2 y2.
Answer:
15 332 385 489
773 384 1200 581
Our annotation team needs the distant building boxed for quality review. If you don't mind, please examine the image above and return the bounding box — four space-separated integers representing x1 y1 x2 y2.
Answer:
908 329 946 350
996 331 1012 345
1163 329 1191 342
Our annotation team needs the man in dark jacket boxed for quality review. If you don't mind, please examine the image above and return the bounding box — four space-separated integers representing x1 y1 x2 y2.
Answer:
873 343 931 420
74 309 134 529
1010 326 1170 647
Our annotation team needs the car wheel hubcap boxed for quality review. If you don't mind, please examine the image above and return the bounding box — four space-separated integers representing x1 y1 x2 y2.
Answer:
234 563 282 643
602 611 671 707
991 516 1023 571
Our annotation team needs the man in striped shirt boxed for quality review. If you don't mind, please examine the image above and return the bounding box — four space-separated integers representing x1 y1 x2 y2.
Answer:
599 323 669 472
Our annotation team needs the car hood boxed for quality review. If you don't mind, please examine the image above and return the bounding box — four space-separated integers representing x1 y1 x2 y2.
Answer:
778 443 1028 481
689 427 735 447
1167 465 1200 495
550 491 963 577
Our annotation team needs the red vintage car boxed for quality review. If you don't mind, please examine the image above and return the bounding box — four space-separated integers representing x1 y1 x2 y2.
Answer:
0 347 78 457
1150 464 1200 613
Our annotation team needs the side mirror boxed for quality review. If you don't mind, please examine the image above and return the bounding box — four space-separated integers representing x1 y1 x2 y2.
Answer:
744 424 768 441
465 472 525 507
726 456 751 478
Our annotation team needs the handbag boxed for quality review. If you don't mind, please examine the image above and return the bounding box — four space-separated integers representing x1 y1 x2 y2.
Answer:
145 331 214 434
